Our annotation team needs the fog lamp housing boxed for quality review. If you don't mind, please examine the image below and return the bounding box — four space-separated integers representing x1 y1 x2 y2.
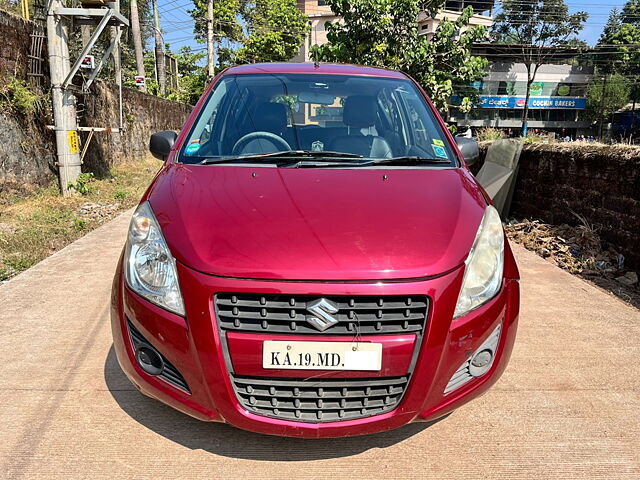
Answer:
444 322 502 394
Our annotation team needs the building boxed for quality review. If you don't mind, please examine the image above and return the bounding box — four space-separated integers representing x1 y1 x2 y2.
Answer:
418 1 494 40
294 0 495 62
450 44 594 137
293 0 338 62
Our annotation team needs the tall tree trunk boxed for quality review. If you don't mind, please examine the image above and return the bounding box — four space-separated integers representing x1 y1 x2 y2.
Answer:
130 0 147 92
152 0 166 95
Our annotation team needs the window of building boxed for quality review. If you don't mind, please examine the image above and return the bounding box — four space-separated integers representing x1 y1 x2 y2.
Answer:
497 81 515 96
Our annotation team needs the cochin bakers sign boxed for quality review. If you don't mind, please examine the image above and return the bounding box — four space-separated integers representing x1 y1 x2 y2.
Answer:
479 96 587 109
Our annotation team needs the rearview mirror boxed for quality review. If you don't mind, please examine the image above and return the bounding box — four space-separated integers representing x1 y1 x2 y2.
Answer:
297 91 335 105
149 131 178 160
455 137 479 167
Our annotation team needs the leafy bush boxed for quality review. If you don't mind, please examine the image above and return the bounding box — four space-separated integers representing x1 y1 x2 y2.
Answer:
113 189 128 201
1 78 47 116
476 128 505 142
67 173 94 195
523 132 548 144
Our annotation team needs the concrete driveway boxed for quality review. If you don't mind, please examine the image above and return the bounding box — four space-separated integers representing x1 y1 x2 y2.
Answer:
1 211 639 479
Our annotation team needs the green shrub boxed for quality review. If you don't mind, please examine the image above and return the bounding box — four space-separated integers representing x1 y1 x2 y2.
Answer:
476 128 505 142
113 189 128 201
67 173 94 195
1 78 47 116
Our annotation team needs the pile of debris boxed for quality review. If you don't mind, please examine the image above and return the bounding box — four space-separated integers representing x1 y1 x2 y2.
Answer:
76 202 120 223
504 219 638 290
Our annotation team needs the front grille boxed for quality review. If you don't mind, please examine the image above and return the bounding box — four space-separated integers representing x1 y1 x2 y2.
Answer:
127 319 191 394
231 374 409 422
215 294 428 335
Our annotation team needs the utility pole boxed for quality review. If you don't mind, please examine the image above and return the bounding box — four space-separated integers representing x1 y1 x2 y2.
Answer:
109 0 123 129
45 0 128 195
47 0 82 196
207 0 215 79
598 74 608 141
152 0 166 95
130 0 147 92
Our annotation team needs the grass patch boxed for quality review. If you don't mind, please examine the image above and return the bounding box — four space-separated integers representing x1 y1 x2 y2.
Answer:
0 156 161 282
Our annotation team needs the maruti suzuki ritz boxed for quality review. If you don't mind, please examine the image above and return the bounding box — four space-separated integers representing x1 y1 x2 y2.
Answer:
111 63 519 438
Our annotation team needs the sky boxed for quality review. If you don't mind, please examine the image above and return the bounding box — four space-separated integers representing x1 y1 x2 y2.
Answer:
575 0 628 45
155 0 631 58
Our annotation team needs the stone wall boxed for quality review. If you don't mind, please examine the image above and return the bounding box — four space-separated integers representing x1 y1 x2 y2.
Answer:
0 10 34 86
506 143 640 270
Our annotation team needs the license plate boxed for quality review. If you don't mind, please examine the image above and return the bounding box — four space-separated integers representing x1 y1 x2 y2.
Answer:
262 341 382 371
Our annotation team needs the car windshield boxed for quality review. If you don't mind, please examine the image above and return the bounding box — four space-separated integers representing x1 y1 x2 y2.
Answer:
179 73 457 166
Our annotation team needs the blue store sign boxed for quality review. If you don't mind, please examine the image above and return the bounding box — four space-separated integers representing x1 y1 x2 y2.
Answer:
478 96 586 109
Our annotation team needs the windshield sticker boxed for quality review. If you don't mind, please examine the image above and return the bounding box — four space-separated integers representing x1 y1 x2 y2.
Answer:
185 141 201 155
432 139 445 147
311 140 324 151
432 144 448 159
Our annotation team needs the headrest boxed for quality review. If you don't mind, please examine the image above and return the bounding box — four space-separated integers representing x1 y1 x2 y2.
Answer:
253 102 288 134
343 96 377 128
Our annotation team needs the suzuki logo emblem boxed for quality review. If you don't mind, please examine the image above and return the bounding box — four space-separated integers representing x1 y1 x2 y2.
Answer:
305 298 339 331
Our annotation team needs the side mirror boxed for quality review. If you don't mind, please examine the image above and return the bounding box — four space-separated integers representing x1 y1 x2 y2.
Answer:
149 131 178 160
455 137 480 167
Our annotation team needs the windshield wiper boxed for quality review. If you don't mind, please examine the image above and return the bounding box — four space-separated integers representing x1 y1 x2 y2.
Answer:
280 160 362 168
200 150 363 165
357 156 453 167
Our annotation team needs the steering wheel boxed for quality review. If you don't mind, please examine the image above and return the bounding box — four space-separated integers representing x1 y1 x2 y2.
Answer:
232 131 292 156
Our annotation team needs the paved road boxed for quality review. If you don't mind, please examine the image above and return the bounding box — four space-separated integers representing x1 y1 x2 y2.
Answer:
1 210 639 479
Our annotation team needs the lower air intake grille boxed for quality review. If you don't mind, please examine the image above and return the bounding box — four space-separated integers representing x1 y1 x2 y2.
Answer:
127 319 191 394
231 375 409 422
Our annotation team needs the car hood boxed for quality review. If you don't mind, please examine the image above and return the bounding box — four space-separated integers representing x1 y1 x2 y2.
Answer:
146 164 488 281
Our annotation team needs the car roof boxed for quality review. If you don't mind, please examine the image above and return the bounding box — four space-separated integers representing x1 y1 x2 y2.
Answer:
223 62 409 79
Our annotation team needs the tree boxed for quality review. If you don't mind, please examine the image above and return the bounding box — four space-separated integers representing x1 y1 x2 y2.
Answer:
190 0 245 49
167 46 208 105
586 74 631 137
491 0 588 135
310 0 488 112
598 2 640 111
236 0 309 63
190 0 308 68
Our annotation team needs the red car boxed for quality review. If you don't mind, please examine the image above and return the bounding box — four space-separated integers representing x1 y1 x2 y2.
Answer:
111 63 519 438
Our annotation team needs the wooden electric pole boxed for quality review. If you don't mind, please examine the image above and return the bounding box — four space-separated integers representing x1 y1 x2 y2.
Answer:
152 0 166 95
130 0 147 92
207 0 215 79
47 0 82 195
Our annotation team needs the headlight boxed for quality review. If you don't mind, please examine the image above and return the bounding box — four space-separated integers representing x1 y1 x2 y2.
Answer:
454 205 504 318
125 202 185 316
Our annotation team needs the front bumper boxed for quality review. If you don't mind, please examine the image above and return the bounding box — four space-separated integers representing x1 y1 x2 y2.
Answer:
110 253 519 438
